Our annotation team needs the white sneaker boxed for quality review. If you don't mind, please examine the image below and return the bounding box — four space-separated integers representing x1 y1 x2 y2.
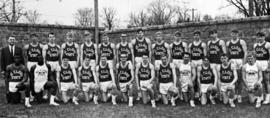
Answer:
171 98 176 106
229 101 236 108
151 100 156 108
25 102 32 108
263 94 270 104
72 97 79 105
256 102 261 108
49 102 60 106
43 95 48 100
237 96 242 103
93 96 99 105
190 100 195 107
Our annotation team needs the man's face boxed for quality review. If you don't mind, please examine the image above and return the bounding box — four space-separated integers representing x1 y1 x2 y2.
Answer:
85 35 92 42
247 56 255 65
137 31 144 39
231 32 238 39
48 34 55 43
142 56 149 65
210 33 217 40
174 36 181 41
183 54 190 64
120 36 126 42
66 35 74 42
256 35 265 42
156 34 162 42
102 36 109 44
221 56 228 64
8 37 16 46
101 57 107 65
31 36 38 43
120 55 127 63
161 56 168 64
194 33 200 40
14 57 21 65
62 59 69 66
203 58 210 66
84 58 90 66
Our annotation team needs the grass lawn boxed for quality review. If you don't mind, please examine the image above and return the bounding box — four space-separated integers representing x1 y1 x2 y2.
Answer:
0 79 270 118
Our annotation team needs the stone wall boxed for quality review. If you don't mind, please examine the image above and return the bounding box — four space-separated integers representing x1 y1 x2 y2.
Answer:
106 16 270 50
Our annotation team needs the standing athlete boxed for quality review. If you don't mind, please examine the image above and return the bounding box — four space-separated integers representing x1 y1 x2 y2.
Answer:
80 32 98 67
116 34 133 65
61 32 80 69
156 55 178 106
170 31 188 67
152 31 170 67
253 32 270 104
178 52 196 107
116 54 135 106
227 29 247 103
242 54 263 108
135 55 156 108
197 57 218 105
99 33 115 68
216 54 238 108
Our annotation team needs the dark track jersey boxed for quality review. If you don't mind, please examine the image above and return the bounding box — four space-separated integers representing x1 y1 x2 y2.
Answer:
255 42 270 60
100 43 114 60
190 42 204 60
200 66 215 84
118 43 132 61
98 64 112 82
138 64 151 81
60 65 74 83
153 42 167 60
83 43 96 60
172 42 185 59
134 38 149 57
80 66 94 83
46 44 60 61
159 64 173 83
220 64 234 83
63 43 77 61
208 40 223 64
27 44 42 62
228 40 244 59
6 64 26 82
117 63 132 83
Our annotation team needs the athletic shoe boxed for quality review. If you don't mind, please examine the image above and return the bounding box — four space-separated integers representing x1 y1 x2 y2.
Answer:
190 100 195 107
237 96 242 103
49 102 60 106
151 100 156 108
229 100 235 108
72 97 79 105
263 94 270 104
210 96 216 105
256 102 261 108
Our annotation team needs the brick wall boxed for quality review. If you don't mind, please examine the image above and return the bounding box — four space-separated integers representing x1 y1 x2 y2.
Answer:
105 16 270 50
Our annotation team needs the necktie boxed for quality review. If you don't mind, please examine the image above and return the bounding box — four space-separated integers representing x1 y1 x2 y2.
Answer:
10 46 14 56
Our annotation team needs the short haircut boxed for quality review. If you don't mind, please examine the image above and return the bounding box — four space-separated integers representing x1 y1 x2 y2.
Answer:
120 53 128 58
174 31 181 37
193 30 201 35
209 29 217 35
62 57 69 61
183 52 191 57
231 29 239 33
30 33 38 38
137 28 143 33
142 54 148 58
161 54 168 59
155 31 162 35
66 32 74 37
220 53 230 59
48 32 54 36
202 56 210 61
256 32 265 37
7 34 16 40
84 32 93 37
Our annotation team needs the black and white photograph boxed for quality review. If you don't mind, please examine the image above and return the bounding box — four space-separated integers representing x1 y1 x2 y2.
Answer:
0 0 270 118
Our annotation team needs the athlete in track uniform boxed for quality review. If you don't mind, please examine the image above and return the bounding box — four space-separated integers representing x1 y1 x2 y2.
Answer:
189 31 207 67
197 57 218 105
80 32 98 67
99 33 115 68
216 54 237 107
226 29 247 103
78 57 99 104
156 55 178 106
207 30 226 68
24 33 43 70
96 56 117 105
152 31 170 67
5 55 31 107
178 52 196 107
242 54 263 108
253 32 270 104
56 58 80 105
116 54 135 107
135 55 156 108
29 56 59 106
131 29 152 65
61 32 80 69
170 31 188 67
116 34 133 65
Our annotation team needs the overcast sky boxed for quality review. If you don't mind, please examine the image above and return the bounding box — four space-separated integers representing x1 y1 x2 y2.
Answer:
22 0 240 27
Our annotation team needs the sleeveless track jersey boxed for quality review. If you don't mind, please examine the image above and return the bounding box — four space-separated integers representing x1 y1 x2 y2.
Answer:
100 43 114 60
255 42 270 60
63 43 77 61
7 64 26 82
34 64 49 83
80 66 94 83
200 66 215 84
208 40 223 64
179 62 192 81
228 40 244 59
138 63 151 81
46 44 60 61
245 64 259 85
134 38 149 57
117 63 132 83
172 42 185 59
99 64 112 82
83 43 96 60
153 42 167 60
118 43 132 61
220 63 234 83
159 64 173 83
27 44 42 62
60 65 74 83
190 42 204 60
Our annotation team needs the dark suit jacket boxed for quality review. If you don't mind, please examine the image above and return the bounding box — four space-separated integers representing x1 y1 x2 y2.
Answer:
1 46 24 71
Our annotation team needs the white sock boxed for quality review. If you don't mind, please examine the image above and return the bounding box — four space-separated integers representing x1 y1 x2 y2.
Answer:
50 96 56 103
25 97 30 104
112 95 117 104
93 95 98 104
129 97 133 104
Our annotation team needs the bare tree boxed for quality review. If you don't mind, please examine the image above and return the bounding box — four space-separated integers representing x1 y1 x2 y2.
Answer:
25 10 41 24
202 14 213 21
214 14 232 20
0 0 25 22
175 6 190 23
74 8 94 27
128 10 149 27
102 7 117 30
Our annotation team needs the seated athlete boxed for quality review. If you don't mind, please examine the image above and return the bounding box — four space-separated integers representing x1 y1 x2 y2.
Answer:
5 55 31 107
29 55 59 106
116 54 135 107
56 58 80 105
156 55 178 106
178 52 196 107
242 54 263 108
78 57 99 104
197 56 218 105
135 55 156 108
216 54 238 108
